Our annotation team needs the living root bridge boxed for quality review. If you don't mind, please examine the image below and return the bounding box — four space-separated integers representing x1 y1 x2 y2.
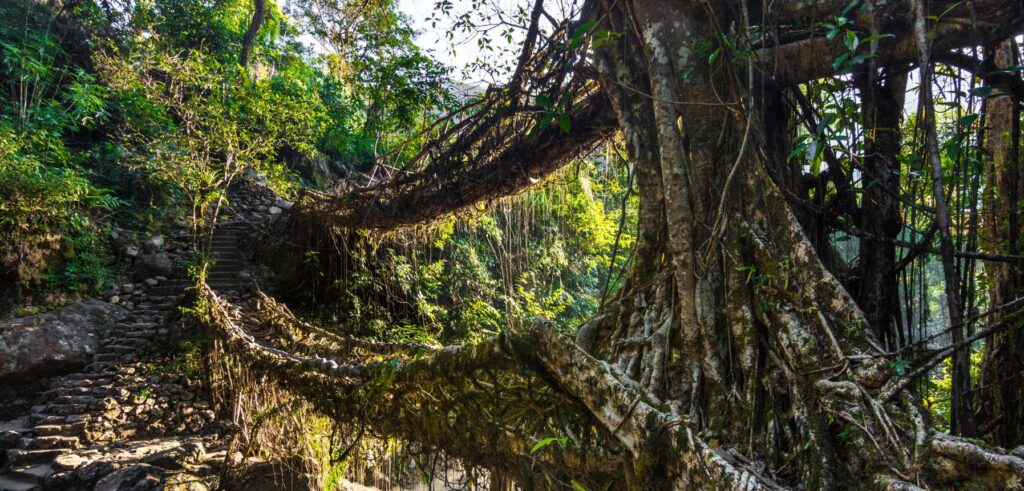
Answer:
198 284 782 489
198 282 1024 489
294 91 616 232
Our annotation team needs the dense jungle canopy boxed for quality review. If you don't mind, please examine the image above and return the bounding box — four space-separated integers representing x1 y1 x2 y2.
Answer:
2 0 1024 489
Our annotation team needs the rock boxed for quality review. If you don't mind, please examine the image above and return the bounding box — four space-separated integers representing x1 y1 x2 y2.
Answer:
109 295 121 305
0 430 20 448
1011 445 1024 459
75 460 118 482
155 276 168 282
135 253 175 279
145 235 165 252
122 283 135 294
125 246 140 258
268 206 282 214
142 442 205 470
276 199 294 210
0 300 125 382
145 278 159 287
94 464 165 491
165 473 210 491
54 452 95 471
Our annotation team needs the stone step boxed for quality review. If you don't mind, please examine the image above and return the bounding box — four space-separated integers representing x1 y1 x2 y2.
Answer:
206 272 244 281
101 345 138 355
209 257 245 266
119 317 161 325
41 386 89 397
207 279 249 286
62 373 112 382
52 395 95 406
124 310 165 317
113 331 152 340
30 426 62 437
209 259 245 266
8 463 53 483
92 354 120 363
0 419 30 433
81 362 116 374
208 266 244 274
106 338 149 348
53 377 113 390
206 285 249 292
209 237 240 244
134 302 178 310
0 419 31 452
21 436 78 450
26 415 62 426
146 286 189 296
40 404 88 416
5 448 63 467
115 321 160 329
108 331 157 341
0 474 39 491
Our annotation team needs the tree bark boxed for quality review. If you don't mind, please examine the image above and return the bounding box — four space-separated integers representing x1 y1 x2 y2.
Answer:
979 39 1024 448
239 0 266 68
580 1 910 486
855 69 907 348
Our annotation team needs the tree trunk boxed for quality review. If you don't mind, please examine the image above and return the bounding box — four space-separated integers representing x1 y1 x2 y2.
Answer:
855 69 907 348
579 1 914 486
911 0 974 437
239 0 266 68
979 39 1024 448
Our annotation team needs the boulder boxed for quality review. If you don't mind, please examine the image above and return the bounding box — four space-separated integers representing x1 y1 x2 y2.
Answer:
144 236 165 253
165 473 210 491
0 300 125 382
94 464 165 491
142 442 205 470
135 253 175 279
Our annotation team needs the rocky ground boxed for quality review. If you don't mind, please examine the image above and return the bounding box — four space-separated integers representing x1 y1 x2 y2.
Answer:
0 181 291 491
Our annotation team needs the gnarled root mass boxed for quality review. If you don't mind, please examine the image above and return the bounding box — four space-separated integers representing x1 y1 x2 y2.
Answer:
196 284 1024 489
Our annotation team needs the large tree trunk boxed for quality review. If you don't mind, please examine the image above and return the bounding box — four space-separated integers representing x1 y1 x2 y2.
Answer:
979 40 1024 448
855 69 907 348
579 1 910 486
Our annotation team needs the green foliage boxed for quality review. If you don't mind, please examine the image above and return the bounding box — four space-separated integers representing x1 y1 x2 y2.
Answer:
0 1 118 294
302 151 637 343
140 338 205 379
97 43 324 231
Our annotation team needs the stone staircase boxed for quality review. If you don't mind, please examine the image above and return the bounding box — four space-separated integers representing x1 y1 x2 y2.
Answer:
204 221 255 294
0 185 271 491
0 272 224 490
0 226 260 491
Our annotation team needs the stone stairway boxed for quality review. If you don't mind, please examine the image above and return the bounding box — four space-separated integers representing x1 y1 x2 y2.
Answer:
0 272 224 490
0 185 272 491
0 270 233 489
204 221 255 294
